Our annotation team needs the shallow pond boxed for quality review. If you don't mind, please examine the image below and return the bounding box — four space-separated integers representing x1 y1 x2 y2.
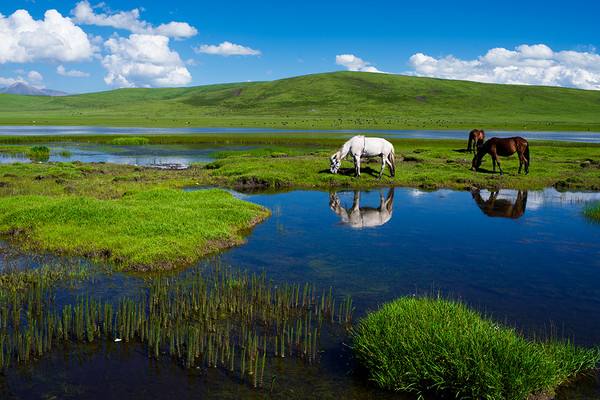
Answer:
0 143 253 167
2 187 600 399
0 126 599 142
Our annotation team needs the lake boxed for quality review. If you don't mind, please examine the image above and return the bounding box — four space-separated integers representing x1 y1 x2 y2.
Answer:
2 187 600 399
0 126 599 142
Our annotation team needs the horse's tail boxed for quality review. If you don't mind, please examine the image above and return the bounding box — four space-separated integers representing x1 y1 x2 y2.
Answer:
388 147 396 176
524 142 530 166
467 135 472 151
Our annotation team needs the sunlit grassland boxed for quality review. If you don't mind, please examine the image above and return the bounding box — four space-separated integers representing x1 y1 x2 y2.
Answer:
202 140 600 191
0 189 269 271
1 72 600 131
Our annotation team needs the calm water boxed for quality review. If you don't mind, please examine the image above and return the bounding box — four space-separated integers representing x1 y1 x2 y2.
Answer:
0 126 599 142
0 143 253 167
2 187 600 398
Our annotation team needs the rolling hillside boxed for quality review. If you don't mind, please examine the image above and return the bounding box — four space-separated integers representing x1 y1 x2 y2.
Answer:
1 71 599 131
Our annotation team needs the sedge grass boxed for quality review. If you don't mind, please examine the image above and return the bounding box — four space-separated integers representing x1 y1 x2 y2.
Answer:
584 203 600 222
0 263 352 388
351 297 600 399
109 137 150 146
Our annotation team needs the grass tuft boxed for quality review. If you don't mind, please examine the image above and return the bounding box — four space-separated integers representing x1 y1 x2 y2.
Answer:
584 202 600 222
351 297 600 399
109 137 150 145
27 145 50 162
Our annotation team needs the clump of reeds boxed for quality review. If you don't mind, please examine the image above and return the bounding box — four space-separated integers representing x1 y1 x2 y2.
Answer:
0 263 352 390
351 296 600 399
27 146 50 162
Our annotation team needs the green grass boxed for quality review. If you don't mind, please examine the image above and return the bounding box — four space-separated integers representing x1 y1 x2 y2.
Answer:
351 297 600 399
1 71 600 131
584 203 600 221
27 145 50 162
109 137 150 145
0 188 269 270
0 145 29 155
202 140 600 191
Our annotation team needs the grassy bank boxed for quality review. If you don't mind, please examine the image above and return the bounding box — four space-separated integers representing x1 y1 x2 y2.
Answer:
1 139 599 194
0 188 269 270
203 140 600 191
352 297 600 399
1 72 600 131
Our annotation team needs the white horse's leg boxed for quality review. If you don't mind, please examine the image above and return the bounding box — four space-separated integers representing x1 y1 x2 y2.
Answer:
352 191 360 212
379 154 386 179
354 154 361 177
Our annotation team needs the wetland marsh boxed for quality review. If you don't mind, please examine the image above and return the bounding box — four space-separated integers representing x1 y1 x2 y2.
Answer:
1 133 600 399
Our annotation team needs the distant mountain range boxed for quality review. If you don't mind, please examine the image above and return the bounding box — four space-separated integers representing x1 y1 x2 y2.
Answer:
0 82 68 96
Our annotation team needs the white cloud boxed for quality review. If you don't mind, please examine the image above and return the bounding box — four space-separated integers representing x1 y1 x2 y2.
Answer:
27 70 43 83
195 41 261 56
409 44 600 90
102 34 192 88
72 1 197 39
335 54 382 73
0 9 94 64
57 65 90 78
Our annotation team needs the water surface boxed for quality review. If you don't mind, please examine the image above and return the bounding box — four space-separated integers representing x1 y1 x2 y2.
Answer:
2 186 600 399
0 143 253 167
0 126 599 142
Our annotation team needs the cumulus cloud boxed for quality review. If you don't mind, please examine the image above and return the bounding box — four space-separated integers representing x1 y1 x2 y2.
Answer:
102 34 192 88
57 65 90 78
409 44 600 90
72 1 197 39
335 54 382 73
0 9 94 64
27 70 43 83
195 41 261 56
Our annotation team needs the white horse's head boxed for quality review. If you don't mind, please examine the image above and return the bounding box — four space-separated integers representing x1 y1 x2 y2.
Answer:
330 153 341 174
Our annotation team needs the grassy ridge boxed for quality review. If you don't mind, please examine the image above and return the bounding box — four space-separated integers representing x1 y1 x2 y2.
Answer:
1 72 600 130
352 297 600 399
0 189 269 270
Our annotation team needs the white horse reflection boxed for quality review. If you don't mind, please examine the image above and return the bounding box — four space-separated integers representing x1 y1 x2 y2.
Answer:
329 188 395 228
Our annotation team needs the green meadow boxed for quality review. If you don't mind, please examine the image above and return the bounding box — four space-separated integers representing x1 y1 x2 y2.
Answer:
0 188 269 270
1 71 600 131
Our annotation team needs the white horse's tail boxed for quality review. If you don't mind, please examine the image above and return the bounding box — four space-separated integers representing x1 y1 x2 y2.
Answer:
387 146 396 177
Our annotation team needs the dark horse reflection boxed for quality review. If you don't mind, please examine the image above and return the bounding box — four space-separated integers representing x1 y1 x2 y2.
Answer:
471 189 528 219
329 188 394 228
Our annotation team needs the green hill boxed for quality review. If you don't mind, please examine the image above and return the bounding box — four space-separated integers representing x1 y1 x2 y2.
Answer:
1 71 599 131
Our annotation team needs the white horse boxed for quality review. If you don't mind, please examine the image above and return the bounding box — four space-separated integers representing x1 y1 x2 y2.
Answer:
330 135 395 178
329 189 395 228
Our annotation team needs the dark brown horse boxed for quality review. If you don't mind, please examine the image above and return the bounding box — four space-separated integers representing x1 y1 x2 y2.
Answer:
467 129 485 153
471 189 527 219
472 137 530 175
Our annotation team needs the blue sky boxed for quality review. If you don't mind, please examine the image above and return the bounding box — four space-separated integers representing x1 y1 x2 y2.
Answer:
1 0 599 93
